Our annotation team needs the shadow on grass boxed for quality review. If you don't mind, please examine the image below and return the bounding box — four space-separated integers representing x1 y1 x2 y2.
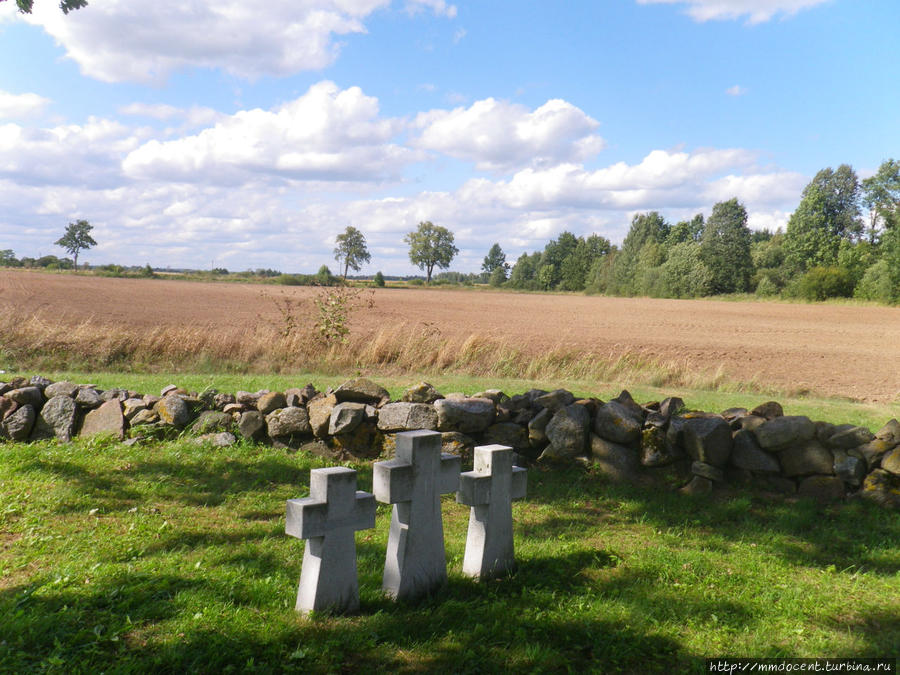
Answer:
4 442 899 671
18 455 314 512
529 464 900 577
0 548 689 674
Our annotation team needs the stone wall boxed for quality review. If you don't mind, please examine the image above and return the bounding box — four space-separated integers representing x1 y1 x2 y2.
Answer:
2 375 898 510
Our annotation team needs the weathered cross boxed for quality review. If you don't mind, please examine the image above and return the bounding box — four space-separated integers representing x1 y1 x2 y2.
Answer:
373 430 461 601
457 444 527 579
285 466 376 614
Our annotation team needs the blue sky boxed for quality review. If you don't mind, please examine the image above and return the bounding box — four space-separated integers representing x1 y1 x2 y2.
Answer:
1 0 897 274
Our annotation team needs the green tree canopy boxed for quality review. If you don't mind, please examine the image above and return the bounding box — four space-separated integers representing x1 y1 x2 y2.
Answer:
507 252 540 289
612 212 669 295
666 214 704 247
661 242 712 298
5 0 87 14
700 198 752 294
861 158 900 242
783 184 842 273
481 243 508 277
805 165 863 240
0 249 18 267
54 219 96 270
404 221 458 283
333 226 371 279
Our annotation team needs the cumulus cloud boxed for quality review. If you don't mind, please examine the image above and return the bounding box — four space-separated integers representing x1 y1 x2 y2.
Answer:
118 103 223 128
726 85 748 96
0 90 50 119
122 81 415 184
636 0 829 24
0 117 142 188
0 89 805 272
457 148 760 211
17 0 392 83
414 98 606 171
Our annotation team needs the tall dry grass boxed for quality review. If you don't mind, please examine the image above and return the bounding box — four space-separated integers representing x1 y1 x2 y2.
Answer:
0 304 763 394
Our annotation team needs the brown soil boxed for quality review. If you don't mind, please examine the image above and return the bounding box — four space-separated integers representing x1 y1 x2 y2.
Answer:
3 270 898 402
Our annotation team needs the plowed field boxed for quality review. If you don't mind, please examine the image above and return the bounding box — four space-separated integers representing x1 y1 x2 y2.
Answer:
2 270 898 402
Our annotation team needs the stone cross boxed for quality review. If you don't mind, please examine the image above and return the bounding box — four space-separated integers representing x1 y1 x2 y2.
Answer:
285 466 376 615
373 430 461 601
457 444 527 579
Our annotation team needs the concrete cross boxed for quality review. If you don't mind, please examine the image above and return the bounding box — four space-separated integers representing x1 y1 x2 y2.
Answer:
285 466 376 615
373 430 461 601
457 444 527 579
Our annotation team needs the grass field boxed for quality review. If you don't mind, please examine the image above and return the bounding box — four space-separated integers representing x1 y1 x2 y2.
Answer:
2 270 899 671
2 435 898 673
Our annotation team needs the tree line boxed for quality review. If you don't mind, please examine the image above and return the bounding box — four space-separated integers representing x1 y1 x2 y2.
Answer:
3 159 898 303
487 159 900 303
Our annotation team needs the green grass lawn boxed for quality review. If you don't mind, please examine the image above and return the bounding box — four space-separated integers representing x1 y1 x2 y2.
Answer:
2 434 898 673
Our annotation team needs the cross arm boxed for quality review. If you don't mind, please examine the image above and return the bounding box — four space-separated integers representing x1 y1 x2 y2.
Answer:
439 453 461 495
511 466 527 501
285 497 327 540
457 471 490 506
285 491 376 540
373 459 414 504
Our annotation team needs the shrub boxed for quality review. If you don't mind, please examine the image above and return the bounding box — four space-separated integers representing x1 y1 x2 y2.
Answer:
791 266 854 301
373 271 385 287
854 260 896 304
489 267 507 287
275 274 317 286
755 276 779 297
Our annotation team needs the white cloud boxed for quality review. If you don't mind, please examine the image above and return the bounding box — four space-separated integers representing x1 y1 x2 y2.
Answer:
726 85 748 96
0 90 50 119
123 81 416 184
704 171 806 205
405 0 457 18
459 148 759 211
17 0 392 83
414 98 607 171
118 103 224 128
0 117 142 188
453 27 467 43
636 0 829 24
0 92 805 273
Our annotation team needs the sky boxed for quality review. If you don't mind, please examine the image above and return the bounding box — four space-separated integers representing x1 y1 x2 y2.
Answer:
0 0 898 275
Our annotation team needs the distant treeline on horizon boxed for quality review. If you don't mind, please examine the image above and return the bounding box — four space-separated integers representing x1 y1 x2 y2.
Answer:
3 160 899 304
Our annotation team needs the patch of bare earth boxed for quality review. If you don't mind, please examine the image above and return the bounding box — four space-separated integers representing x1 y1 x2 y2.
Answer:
2 270 898 402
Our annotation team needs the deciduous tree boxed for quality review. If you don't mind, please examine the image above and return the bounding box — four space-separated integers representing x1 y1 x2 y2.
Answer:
481 243 508 278
54 219 96 271
404 221 458 283
333 226 371 279
861 159 900 243
700 198 752 294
